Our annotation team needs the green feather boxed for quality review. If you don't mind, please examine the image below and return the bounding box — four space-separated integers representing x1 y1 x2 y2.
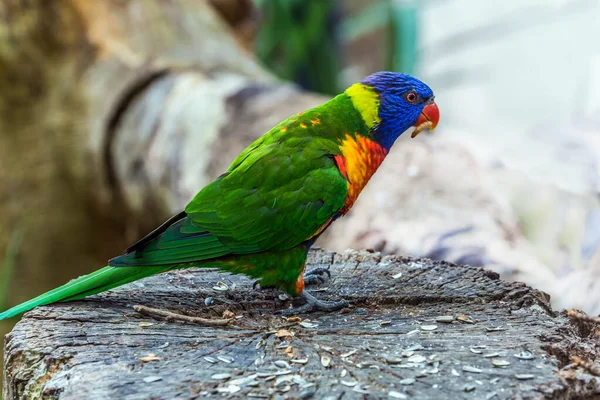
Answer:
0 266 169 320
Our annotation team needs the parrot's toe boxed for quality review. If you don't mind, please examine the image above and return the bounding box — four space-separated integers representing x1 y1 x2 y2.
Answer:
280 290 349 315
302 267 332 286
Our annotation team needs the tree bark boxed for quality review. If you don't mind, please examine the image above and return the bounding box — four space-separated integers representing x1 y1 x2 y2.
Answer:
4 249 599 399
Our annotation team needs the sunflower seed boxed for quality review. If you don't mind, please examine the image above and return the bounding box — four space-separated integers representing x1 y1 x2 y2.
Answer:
300 321 318 329
400 378 415 385
274 360 290 369
464 384 476 392
486 326 505 332
217 356 234 364
341 379 357 387
408 355 426 363
457 314 475 324
402 350 414 358
514 351 535 360
291 358 308 364
492 359 511 367
470 348 483 354
515 374 534 380
485 391 498 399
385 357 403 365
489 377 500 384
406 329 420 335
321 356 331 367
462 366 482 373
211 373 232 380
451 369 460 376
143 376 162 383
407 344 424 351
389 391 408 399
436 316 454 323
421 325 438 331
213 282 228 291
255 339 265 349
247 393 269 398
392 272 403 279
342 349 358 358
203 356 218 364
380 320 392 326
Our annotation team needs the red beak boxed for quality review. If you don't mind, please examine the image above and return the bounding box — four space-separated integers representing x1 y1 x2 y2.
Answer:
411 102 440 138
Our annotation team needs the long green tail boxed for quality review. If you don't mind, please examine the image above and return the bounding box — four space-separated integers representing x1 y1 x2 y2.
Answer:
0 266 170 320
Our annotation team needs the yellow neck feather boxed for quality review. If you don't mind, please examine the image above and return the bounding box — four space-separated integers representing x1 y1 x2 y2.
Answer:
345 83 381 129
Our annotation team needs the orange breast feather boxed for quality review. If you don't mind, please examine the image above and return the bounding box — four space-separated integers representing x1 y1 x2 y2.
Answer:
334 134 388 212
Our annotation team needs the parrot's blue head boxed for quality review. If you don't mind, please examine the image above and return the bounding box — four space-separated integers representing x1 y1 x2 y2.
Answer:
360 71 439 150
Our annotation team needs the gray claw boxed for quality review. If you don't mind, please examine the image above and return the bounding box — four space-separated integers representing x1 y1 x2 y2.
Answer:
280 290 349 316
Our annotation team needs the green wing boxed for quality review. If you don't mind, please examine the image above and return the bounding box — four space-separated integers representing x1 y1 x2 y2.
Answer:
110 108 349 267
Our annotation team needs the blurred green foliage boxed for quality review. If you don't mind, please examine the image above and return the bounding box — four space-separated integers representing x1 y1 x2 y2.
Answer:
254 0 418 94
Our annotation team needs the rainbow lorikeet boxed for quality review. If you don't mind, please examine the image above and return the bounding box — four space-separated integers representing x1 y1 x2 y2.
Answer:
0 71 439 319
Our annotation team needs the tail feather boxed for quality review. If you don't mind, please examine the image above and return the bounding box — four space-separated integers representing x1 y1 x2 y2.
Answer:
0 265 169 321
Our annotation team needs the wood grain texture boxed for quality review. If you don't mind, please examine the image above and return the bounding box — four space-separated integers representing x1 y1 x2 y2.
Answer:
4 249 598 399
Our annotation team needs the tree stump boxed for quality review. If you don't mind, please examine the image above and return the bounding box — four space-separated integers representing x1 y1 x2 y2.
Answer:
3 249 599 399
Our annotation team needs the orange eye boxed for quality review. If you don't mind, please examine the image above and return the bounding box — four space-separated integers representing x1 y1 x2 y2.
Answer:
406 92 417 103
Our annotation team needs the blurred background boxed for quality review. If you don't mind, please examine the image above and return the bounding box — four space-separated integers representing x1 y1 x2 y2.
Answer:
1 0 599 394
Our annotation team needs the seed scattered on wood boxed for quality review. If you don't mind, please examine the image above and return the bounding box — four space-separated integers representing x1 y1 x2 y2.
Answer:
203 356 217 364
143 376 162 383
139 322 154 328
464 383 476 392
299 321 318 329
457 314 475 324
421 325 438 331
342 349 358 358
213 282 228 291
486 326 505 332
400 378 415 385
462 366 482 373
402 350 414 358
392 272 403 279
514 374 535 380
291 358 308 364
492 359 511 367
489 377 500 384
486 391 498 399
211 373 232 380
286 316 302 323
276 341 290 349
321 356 332 368
222 310 235 319
407 344 424 351
451 369 460 376
341 379 358 387
273 360 290 369
470 348 483 354
217 356 234 364
389 390 408 399
436 316 454 323
256 340 265 349
248 393 269 398
204 297 213 306
514 351 535 360
406 329 420 335
380 320 392 326
139 354 161 363
408 355 426 363
276 329 294 339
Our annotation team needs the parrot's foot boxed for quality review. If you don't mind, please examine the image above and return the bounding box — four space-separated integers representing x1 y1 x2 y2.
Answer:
303 267 331 286
280 290 349 316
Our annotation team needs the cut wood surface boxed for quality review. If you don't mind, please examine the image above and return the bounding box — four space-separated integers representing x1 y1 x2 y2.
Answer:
3 249 599 399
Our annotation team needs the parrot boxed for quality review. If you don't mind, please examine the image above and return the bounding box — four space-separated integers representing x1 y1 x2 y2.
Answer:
0 71 439 320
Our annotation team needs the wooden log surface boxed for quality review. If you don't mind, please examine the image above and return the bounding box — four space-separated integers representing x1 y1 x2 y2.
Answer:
3 249 599 399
